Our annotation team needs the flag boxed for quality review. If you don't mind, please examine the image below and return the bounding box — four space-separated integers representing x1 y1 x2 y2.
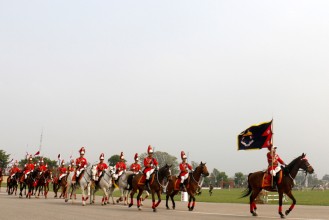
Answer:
34 151 40 156
237 120 273 150
26 152 29 159
58 154 61 160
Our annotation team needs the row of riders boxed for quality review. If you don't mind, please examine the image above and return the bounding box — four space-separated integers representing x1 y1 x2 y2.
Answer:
4 145 314 217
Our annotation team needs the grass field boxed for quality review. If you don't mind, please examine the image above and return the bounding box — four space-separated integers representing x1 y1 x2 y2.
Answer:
2 182 329 206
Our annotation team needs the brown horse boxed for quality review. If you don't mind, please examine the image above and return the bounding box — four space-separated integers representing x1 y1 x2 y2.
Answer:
166 162 209 211
35 170 52 198
19 169 40 198
129 164 172 212
53 174 68 199
7 172 21 195
242 153 314 218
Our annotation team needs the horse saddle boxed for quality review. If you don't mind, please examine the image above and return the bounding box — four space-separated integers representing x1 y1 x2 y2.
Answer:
262 171 283 188
138 174 155 186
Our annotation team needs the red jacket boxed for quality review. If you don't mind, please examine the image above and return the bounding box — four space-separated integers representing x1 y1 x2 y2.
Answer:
115 161 126 173
24 163 35 171
76 157 88 169
143 157 158 173
130 163 141 173
267 152 285 171
58 167 67 175
179 162 193 176
97 162 108 172
10 167 21 176
38 165 47 172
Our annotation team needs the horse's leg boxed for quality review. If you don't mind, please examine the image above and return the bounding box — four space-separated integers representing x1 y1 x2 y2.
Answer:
136 189 143 210
151 190 157 211
171 193 176 209
189 193 196 211
128 189 136 207
249 189 261 216
285 191 296 216
154 190 161 209
81 186 86 206
278 192 285 218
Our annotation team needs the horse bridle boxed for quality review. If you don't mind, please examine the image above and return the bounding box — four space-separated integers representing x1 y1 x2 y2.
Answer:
155 167 170 189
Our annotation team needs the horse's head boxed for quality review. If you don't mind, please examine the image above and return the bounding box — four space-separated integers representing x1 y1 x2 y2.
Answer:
159 164 172 178
197 162 210 177
299 153 314 174
108 166 116 175
91 164 97 179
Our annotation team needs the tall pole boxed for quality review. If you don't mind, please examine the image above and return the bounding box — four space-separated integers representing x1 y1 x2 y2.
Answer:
39 129 43 155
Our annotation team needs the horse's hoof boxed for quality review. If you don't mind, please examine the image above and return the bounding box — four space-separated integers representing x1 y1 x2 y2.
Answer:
285 210 290 216
279 213 285 218
128 204 133 208
153 208 157 212
65 199 68 202
252 212 258 216
173 206 175 210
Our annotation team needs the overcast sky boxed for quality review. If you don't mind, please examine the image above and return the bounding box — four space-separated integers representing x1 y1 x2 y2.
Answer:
1 1 328 178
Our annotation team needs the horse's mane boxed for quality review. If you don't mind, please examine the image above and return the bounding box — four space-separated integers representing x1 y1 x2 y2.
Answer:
285 154 303 173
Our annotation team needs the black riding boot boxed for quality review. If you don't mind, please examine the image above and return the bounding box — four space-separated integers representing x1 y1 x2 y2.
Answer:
272 175 278 190
145 179 150 191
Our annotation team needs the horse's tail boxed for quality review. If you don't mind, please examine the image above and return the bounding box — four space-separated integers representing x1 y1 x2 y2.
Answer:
240 173 252 198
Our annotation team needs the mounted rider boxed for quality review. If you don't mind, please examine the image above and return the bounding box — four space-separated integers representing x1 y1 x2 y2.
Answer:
38 158 48 175
68 159 75 172
143 145 158 190
267 146 286 189
20 155 35 182
9 161 21 183
130 153 141 174
113 152 126 183
179 151 193 191
57 160 67 184
74 147 88 183
95 153 108 181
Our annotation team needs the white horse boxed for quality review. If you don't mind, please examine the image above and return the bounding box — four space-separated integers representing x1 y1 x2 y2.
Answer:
115 171 150 206
91 165 115 205
64 164 93 206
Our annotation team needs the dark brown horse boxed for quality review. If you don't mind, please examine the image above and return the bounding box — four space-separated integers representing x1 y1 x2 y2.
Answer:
35 170 52 198
242 153 314 218
53 174 68 199
129 164 172 212
0 168 3 191
19 169 39 198
7 172 21 195
166 162 209 211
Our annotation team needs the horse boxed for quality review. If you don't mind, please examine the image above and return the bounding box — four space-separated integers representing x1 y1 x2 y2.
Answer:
7 172 21 195
35 170 52 199
90 165 115 205
129 164 172 212
165 162 209 211
19 169 39 199
53 174 68 199
241 153 314 218
64 164 93 206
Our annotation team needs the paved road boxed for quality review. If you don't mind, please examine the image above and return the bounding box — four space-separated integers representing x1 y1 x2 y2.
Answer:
1 189 328 220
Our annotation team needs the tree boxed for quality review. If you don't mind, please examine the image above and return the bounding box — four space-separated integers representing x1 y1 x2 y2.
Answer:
139 151 179 175
234 172 246 188
0 149 11 170
107 155 127 166
322 174 329 181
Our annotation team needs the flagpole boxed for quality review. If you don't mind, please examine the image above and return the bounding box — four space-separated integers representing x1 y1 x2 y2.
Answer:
39 129 43 156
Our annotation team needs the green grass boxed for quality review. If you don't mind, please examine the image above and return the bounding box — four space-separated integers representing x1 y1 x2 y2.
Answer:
2 182 328 206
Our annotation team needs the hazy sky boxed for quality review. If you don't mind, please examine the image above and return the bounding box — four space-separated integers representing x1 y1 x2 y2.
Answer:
1 1 328 178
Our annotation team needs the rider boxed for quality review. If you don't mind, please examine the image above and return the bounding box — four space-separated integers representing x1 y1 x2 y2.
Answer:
95 153 108 181
21 155 35 182
9 161 21 183
130 153 141 174
38 158 48 175
57 160 67 184
267 146 286 189
74 147 88 183
68 159 75 172
113 152 126 183
179 151 193 191
143 145 158 191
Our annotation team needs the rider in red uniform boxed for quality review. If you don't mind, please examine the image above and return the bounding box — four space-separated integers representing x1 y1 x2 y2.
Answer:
58 160 67 184
179 151 193 191
267 146 286 189
113 152 126 181
68 159 75 172
130 153 141 174
38 158 48 174
143 145 158 190
9 161 21 182
21 155 35 182
95 153 108 181
74 147 88 182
